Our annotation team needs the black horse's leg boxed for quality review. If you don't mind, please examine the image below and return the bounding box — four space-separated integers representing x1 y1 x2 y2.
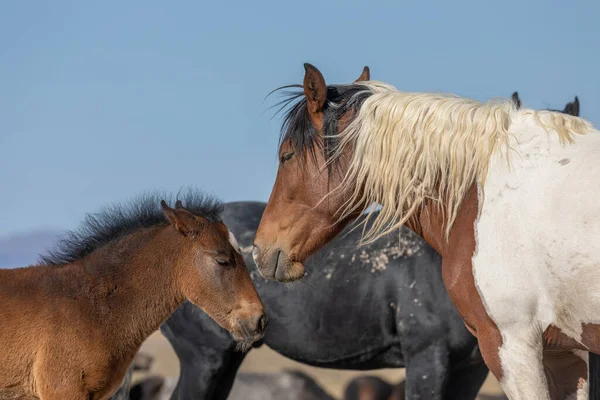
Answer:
443 361 489 400
211 351 247 400
170 349 247 400
403 341 449 400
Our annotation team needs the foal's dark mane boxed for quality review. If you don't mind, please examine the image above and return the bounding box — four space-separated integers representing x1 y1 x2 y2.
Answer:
39 190 223 266
272 83 372 166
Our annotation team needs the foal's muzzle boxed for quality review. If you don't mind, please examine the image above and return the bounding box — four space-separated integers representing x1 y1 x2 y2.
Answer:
238 313 268 343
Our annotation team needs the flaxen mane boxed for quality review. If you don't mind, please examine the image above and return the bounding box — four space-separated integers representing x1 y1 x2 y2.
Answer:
39 190 223 265
334 81 592 242
276 80 592 244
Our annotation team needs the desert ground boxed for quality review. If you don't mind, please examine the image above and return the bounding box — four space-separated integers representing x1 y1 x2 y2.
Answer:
134 330 506 399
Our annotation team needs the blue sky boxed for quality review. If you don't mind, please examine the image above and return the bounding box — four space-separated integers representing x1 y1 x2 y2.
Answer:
1 0 598 236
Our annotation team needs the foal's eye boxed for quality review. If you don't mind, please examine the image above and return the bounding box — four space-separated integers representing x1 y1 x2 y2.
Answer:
280 152 295 164
215 257 232 267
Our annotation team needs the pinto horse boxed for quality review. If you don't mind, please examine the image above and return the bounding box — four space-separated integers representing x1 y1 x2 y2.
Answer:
0 191 265 399
159 201 487 400
252 64 597 400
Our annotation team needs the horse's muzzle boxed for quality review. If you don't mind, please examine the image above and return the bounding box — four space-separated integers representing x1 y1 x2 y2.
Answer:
252 245 304 282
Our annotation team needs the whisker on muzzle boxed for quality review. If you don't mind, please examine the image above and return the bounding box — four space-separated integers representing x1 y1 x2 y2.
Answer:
235 340 254 353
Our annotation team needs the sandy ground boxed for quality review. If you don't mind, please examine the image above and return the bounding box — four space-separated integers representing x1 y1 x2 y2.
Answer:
134 330 506 399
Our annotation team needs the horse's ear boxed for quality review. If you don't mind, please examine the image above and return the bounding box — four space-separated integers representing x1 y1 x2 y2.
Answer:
303 63 327 114
161 200 204 237
354 66 370 82
511 92 522 109
563 96 580 117
175 200 183 209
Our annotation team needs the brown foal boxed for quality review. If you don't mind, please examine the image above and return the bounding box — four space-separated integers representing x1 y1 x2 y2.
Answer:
0 192 265 399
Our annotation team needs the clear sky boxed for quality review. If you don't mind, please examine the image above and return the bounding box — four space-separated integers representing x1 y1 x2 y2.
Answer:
1 0 598 236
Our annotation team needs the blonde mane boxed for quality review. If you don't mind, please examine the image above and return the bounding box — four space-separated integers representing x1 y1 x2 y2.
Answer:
328 81 592 243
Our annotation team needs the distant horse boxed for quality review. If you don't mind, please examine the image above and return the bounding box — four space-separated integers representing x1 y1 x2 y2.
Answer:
128 370 334 400
159 201 488 400
344 376 508 400
130 376 177 400
109 353 155 400
343 376 405 400
109 364 136 400
0 191 265 399
227 370 335 400
252 63 597 400
511 91 580 116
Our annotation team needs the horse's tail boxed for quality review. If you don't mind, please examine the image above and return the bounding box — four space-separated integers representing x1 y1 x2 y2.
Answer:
589 352 600 400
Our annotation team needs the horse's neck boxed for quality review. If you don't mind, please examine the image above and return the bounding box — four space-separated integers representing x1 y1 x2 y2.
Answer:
67 227 184 352
402 205 442 254
405 185 480 257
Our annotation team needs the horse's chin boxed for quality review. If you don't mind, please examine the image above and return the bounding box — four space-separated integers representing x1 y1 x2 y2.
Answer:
230 331 263 352
234 339 255 353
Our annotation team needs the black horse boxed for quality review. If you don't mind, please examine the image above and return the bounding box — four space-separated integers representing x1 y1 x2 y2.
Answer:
511 91 580 116
160 202 488 400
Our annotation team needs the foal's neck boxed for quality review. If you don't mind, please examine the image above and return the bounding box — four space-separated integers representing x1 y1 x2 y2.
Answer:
69 226 185 349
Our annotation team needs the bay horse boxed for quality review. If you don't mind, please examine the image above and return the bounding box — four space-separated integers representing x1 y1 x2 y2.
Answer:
158 201 488 400
0 191 266 399
252 63 597 400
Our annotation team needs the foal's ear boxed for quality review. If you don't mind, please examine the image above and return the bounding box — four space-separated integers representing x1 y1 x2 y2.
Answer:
175 200 183 209
563 96 580 117
511 92 522 109
161 200 204 237
354 66 370 82
303 63 327 114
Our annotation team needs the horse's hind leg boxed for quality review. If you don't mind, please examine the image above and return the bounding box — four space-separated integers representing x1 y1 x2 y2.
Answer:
543 350 588 400
403 341 449 400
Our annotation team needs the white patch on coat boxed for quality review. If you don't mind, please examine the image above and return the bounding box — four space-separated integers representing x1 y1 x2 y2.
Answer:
472 112 600 399
577 378 589 400
571 350 589 400
228 231 242 254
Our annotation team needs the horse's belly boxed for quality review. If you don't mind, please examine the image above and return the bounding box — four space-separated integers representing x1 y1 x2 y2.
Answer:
473 124 600 343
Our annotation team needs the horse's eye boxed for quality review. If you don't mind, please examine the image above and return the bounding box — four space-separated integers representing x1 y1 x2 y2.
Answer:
215 257 232 267
280 152 295 164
